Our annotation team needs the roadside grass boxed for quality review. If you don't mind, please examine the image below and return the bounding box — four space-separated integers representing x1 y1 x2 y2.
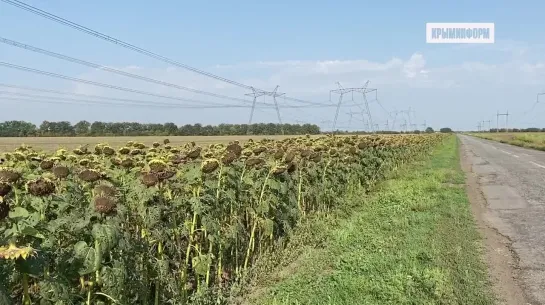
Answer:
241 136 494 305
472 132 545 151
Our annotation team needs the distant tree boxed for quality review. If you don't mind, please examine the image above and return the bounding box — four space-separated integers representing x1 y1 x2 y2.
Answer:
440 127 453 133
0 120 322 137
74 120 91 136
425 127 434 133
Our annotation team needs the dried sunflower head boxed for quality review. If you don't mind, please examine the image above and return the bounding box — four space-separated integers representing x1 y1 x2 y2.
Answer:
102 146 115 156
187 147 202 159
66 155 78 162
94 184 117 197
134 143 146 149
0 202 9 221
163 138 170 145
283 151 295 163
245 157 265 169
201 159 219 173
225 143 242 157
310 152 322 162
78 169 102 182
120 159 134 169
94 145 104 155
169 154 184 165
26 177 55 196
273 149 284 160
287 162 297 173
39 160 54 170
141 173 159 187
0 182 12 197
152 142 161 148
271 166 287 175
156 170 176 181
78 159 90 167
130 149 142 156
0 168 21 183
110 158 122 166
300 149 312 158
118 147 131 155
52 165 70 179
252 146 267 155
148 159 168 173
73 148 85 156
94 196 116 215
221 151 237 165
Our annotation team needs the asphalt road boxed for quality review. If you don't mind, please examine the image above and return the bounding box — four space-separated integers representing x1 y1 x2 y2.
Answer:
459 134 545 304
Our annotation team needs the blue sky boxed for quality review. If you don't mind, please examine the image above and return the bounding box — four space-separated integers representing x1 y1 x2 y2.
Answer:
1 0 545 131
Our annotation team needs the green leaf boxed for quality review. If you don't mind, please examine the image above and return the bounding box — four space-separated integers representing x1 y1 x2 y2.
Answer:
91 224 120 254
192 254 211 276
73 241 96 275
8 207 29 219
21 226 45 239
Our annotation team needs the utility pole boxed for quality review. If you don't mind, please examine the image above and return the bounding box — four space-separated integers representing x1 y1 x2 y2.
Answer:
483 120 491 132
496 111 509 133
385 120 389 131
390 111 400 131
329 81 377 133
402 107 416 130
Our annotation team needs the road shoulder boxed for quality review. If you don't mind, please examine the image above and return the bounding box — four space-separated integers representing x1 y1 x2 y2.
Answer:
459 136 527 305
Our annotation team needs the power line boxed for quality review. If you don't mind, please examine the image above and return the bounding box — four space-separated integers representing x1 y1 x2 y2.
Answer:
0 90 238 108
0 61 252 107
0 96 248 109
0 83 332 110
0 82 187 105
0 0 251 89
1 0 329 107
0 36 254 105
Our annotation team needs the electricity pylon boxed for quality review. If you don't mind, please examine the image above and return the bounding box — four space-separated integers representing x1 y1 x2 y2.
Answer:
496 111 509 132
329 81 377 133
246 85 284 135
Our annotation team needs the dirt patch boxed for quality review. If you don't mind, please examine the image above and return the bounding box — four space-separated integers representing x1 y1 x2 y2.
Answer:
459 140 527 305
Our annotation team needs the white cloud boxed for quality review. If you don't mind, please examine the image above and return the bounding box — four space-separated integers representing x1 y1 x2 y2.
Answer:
403 53 427 78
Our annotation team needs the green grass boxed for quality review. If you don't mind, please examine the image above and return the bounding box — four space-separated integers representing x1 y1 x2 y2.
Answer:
472 132 545 151
243 136 494 305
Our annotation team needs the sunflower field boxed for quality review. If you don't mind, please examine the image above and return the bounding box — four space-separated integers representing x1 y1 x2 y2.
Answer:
0 133 445 305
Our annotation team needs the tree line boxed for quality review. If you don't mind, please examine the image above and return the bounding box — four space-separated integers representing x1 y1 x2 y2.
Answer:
479 128 545 133
0 120 321 137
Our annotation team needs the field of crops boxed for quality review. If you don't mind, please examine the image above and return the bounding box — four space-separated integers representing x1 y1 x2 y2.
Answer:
0 135 307 152
0 133 445 304
472 132 545 151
